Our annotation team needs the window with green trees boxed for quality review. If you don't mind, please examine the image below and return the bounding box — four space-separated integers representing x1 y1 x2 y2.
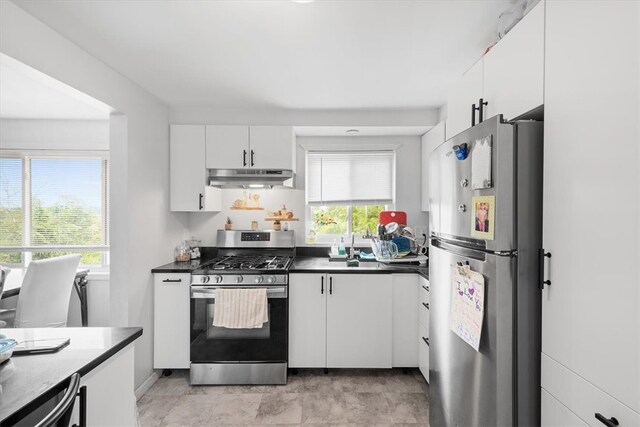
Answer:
310 204 387 242
0 155 109 267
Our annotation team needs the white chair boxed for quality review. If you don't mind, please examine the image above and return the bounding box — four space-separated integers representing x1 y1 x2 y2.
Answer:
0 255 81 328
0 266 11 328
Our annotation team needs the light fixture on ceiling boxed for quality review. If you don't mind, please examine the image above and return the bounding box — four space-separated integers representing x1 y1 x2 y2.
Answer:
346 129 360 134
291 0 315 3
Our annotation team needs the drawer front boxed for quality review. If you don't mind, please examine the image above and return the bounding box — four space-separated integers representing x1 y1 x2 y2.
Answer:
542 354 640 426
418 323 429 383
419 297 429 330
542 389 588 427
419 277 430 304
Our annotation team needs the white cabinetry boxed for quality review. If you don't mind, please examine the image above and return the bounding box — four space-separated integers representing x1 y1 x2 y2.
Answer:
153 273 190 369
541 1 640 424
418 276 429 382
483 1 544 121
327 274 392 368
391 274 418 367
541 390 588 427
445 1 544 139
75 345 137 426
204 125 249 169
446 59 483 139
170 125 221 212
205 125 294 170
288 273 392 369
288 273 326 368
421 121 446 212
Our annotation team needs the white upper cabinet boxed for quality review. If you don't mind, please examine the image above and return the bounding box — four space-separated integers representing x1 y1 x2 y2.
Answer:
421 121 446 212
445 1 545 139
445 59 483 140
542 0 639 419
248 126 294 170
205 125 250 169
170 125 221 212
205 125 294 170
483 1 544 121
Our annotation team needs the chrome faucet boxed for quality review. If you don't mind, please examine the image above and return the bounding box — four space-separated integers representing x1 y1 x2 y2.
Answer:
349 232 355 259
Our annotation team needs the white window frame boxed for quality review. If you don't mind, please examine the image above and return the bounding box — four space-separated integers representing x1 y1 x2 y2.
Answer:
308 203 393 245
0 150 110 270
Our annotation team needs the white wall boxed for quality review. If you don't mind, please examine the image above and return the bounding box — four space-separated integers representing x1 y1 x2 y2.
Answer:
0 118 109 150
0 2 189 389
187 135 429 246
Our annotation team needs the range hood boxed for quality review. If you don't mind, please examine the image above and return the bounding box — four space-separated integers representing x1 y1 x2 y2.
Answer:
209 169 294 189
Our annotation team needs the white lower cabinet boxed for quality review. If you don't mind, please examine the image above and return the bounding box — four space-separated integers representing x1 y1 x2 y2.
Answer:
391 274 418 367
288 273 327 368
288 273 392 369
71 345 137 426
541 389 588 427
154 273 190 369
418 276 430 382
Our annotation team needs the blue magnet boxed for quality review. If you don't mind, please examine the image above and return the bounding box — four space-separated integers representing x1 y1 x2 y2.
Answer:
453 143 468 160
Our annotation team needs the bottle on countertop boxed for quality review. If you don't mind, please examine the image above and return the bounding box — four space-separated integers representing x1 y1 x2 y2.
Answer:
338 237 346 256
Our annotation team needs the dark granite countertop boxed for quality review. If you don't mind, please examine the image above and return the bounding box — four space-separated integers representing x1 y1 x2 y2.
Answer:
291 257 428 279
0 327 143 424
151 258 213 273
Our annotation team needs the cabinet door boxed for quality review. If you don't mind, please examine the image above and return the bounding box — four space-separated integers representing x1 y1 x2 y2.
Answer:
288 273 327 368
205 125 249 169
418 323 429 383
445 59 483 139
421 121 446 212
326 274 392 368
542 1 640 413
541 390 587 427
170 125 212 212
248 126 294 170
483 1 544 121
77 345 137 426
391 274 418 367
154 273 190 368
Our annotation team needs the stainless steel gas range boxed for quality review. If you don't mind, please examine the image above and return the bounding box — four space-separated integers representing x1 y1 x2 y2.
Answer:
189 230 294 385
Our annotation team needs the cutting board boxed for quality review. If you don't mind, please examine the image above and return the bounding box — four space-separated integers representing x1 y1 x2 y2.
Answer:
379 211 407 226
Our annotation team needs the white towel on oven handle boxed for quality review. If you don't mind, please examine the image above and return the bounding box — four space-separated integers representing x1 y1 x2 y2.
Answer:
212 288 268 329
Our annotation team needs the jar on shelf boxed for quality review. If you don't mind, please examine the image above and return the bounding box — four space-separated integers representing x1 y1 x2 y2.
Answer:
174 243 190 262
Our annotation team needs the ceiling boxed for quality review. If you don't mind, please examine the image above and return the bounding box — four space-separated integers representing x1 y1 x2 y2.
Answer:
0 53 112 120
13 0 512 111
294 125 430 137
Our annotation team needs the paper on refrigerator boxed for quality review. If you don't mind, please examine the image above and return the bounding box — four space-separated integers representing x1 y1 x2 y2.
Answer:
450 265 485 351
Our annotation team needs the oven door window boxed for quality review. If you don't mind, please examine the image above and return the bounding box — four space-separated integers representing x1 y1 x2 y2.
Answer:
190 295 287 363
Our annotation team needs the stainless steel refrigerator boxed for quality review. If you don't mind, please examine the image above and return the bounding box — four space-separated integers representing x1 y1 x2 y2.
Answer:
429 115 543 426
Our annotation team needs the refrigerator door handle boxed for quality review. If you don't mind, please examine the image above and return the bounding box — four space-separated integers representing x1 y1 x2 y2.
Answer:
539 249 552 289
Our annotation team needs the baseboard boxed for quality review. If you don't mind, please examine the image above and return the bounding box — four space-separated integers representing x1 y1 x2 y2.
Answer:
135 370 160 400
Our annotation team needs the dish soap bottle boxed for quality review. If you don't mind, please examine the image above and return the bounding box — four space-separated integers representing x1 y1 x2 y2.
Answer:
338 237 346 256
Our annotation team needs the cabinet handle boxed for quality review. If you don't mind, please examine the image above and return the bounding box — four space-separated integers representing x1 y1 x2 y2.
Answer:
477 98 488 123
539 249 552 289
321 276 324 294
422 302 429 310
162 279 182 283
199 193 204 210
595 414 619 427
422 337 429 346
422 285 429 292
471 103 477 127
250 149 255 167
329 277 333 295
243 149 247 167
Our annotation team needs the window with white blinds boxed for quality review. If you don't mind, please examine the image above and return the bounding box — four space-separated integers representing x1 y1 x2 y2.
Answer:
0 154 109 268
306 151 395 205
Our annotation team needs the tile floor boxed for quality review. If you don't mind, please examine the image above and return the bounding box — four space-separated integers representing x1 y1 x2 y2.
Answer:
138 368 429 426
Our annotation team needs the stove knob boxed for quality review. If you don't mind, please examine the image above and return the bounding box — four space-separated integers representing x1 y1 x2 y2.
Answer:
254 276 264 284
266 276 276 284
200 276 210 284
214 275 223 284
235 275 244 284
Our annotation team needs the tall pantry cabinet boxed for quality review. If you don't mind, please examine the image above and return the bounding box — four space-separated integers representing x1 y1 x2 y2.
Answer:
541 2 640 425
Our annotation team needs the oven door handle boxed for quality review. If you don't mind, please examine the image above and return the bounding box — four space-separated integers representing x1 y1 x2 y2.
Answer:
190 287 287 299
